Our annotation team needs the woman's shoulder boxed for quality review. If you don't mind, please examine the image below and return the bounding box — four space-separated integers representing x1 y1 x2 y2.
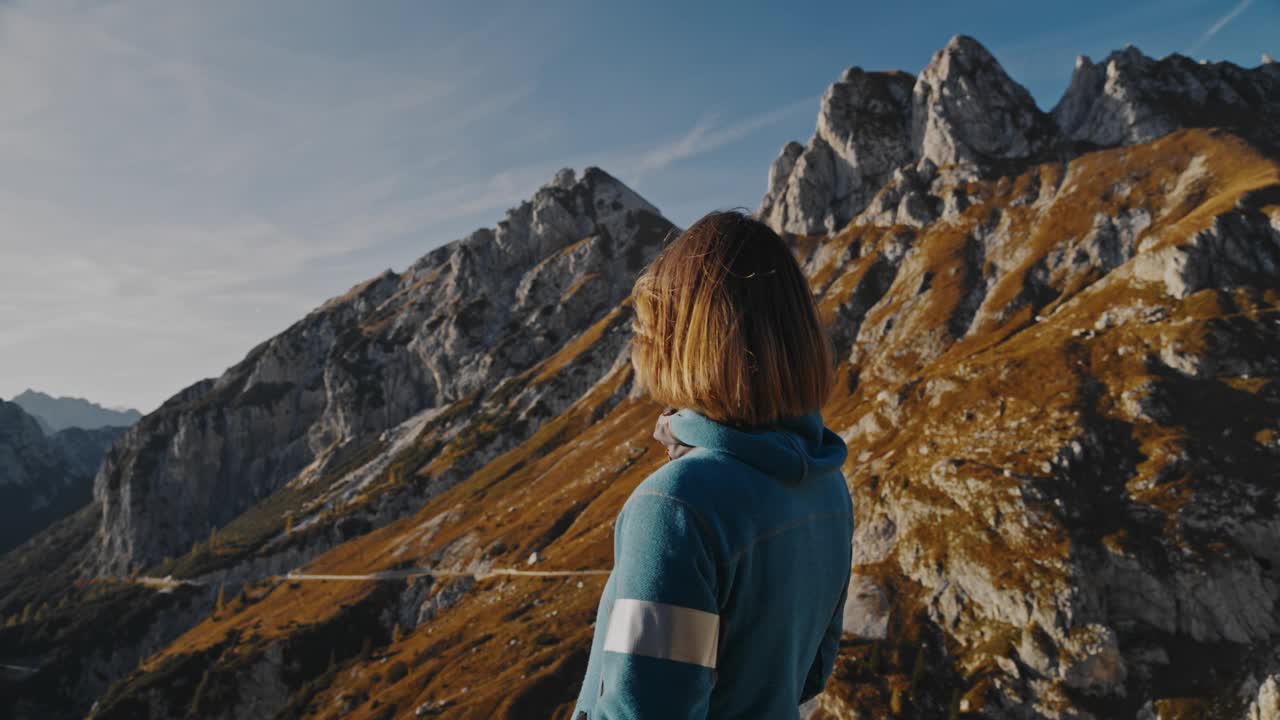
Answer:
625 450 755 521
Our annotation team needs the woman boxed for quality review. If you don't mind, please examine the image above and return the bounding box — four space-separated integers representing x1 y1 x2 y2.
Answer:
572 210 853 719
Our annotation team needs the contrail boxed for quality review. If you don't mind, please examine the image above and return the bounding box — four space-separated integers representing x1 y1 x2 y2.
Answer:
1188 0 1254 55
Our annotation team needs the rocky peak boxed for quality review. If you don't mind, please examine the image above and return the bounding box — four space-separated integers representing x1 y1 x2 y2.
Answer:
759 35 1053 236
410 166 662 290
759 69 915 235
760 35 1280 239
549 167 577 190
1052 45 1280 147
910 34 1058 168
89 166 674 575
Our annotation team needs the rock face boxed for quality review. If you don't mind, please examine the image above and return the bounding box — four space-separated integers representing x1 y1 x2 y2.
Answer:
0 400 121 553
1246 675 1280 720
910 35 1059 169
1053 46 1280 148
759 69 915 235
91 167 674 576
11 389 142 433
761 34 1055 236
762 34 1280 238
806 126 1280 717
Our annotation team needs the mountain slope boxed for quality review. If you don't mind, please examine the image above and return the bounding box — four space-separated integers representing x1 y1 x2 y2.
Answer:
85 123 1280 720
88 166 672 579
11 389 142 432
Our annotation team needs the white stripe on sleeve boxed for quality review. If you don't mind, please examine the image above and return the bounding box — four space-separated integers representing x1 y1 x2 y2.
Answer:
603 598 719 668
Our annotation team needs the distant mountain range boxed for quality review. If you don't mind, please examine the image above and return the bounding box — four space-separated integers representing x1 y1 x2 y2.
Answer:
0 400 124 554
10 389 142 433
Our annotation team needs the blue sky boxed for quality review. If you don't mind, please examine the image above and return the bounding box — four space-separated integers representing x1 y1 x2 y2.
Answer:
0 0 1275 412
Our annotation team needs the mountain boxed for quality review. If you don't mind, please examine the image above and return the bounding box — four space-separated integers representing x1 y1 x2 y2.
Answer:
0 165 675 718
3 34 1280 720
86 166 671 581
11 390 143 433
0 400 123 554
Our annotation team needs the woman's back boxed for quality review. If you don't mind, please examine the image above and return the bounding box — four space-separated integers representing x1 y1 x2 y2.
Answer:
572 408 852 719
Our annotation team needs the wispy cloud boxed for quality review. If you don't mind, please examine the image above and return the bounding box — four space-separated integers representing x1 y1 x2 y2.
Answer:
633 97 814 175
0 0 554 411
1188 0 1254 54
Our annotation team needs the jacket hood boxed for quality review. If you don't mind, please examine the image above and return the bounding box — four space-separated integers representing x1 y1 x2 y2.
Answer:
665 408 848 484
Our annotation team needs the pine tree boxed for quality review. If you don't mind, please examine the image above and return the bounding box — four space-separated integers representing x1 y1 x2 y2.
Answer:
20 603 32 624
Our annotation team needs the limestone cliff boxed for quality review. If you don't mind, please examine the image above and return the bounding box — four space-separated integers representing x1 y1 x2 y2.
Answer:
90 167 673 577
1052 46 1280 148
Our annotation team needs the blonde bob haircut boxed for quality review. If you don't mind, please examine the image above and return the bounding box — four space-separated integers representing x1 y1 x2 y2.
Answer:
630 209 835 430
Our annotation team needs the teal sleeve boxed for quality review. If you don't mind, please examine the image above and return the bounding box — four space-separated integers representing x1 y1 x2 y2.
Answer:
595 491 721 720
573 570 616 715
799 567 848 704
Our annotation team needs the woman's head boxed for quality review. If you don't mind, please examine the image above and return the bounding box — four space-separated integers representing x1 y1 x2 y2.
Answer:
630 209 834 429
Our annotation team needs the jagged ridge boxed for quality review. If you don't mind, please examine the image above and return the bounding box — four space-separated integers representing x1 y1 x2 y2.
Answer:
762 34 1280 237
90 166 673 577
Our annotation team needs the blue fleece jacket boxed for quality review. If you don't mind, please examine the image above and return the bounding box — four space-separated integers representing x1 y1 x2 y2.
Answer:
572 408 853 719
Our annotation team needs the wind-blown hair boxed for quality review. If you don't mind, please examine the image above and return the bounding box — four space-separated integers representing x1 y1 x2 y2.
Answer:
630 209 835 430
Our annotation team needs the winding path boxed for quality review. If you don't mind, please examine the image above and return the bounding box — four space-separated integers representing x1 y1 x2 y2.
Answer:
127 566 612 590
279 567 611 582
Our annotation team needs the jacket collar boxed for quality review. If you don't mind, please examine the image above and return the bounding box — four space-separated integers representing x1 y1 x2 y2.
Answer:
652 406 847 483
